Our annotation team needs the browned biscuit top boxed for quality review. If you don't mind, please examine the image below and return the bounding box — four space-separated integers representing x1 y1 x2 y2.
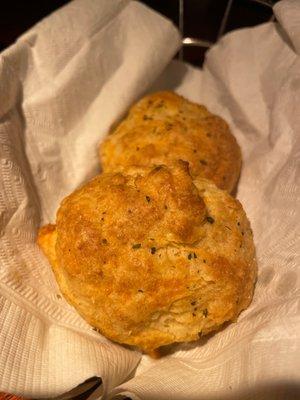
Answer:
100 91 242 193
38 162 256 353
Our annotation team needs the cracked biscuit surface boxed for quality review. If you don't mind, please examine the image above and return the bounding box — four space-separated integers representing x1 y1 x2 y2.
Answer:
100 91 241 193
38 162 256 354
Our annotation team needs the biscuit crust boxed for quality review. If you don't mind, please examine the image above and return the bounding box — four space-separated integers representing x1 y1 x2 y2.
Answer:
100 91 242 193
38 162 256 353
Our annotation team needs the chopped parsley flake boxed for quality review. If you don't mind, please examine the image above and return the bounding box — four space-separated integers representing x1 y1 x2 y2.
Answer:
188 253 197 260
150 247 156 254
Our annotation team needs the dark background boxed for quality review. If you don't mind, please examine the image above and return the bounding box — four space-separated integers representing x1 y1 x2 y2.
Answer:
0 0 277 66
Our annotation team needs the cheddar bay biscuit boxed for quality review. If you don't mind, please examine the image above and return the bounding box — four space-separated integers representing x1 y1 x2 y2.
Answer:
100 91 241 193
38 162 256 354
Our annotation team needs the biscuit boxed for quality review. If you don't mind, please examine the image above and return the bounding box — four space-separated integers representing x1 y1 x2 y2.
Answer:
38 162 256 354
100 91 241 193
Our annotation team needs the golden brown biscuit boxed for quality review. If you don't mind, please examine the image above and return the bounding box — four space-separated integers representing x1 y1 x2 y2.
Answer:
100 91 241 193
38 162 256 354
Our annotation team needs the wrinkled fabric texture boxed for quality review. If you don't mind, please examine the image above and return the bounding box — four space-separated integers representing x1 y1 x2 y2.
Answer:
0 0 299 399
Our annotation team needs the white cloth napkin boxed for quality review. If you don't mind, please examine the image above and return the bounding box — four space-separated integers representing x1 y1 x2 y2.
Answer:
0 0 299 399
